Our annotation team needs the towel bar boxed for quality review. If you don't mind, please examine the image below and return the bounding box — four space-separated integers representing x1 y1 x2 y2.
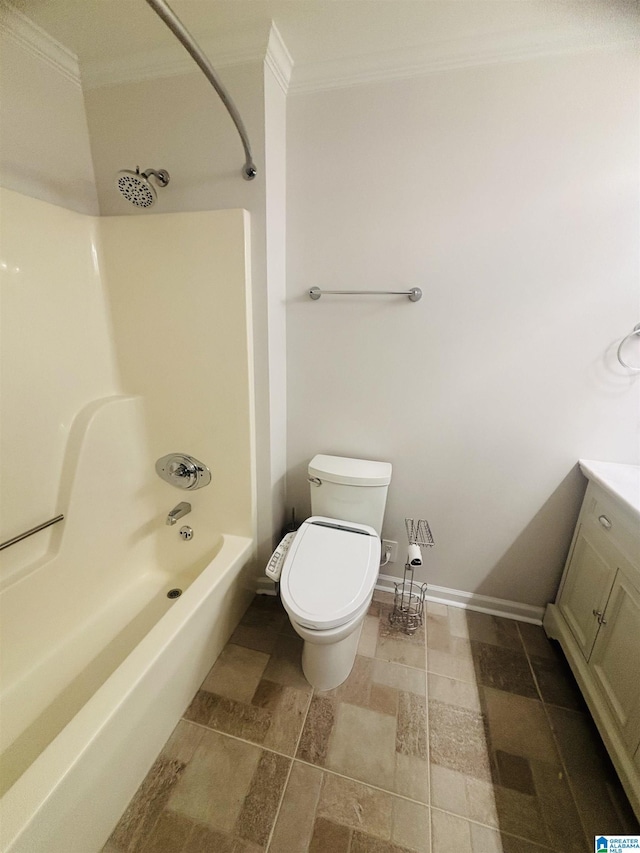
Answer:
309 286 422 302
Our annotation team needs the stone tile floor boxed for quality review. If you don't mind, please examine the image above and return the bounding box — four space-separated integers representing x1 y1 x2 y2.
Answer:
104 592 639 852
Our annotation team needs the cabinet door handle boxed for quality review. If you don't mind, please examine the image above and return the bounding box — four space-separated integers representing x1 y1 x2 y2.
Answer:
592 608 607 625
598 515 612 530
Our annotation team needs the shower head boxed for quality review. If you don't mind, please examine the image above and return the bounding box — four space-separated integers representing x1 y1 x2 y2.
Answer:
116 167 170 208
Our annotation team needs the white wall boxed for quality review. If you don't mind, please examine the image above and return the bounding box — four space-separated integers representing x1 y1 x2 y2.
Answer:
264 63 288 537
0 11 98 214
82 64 265 219
286 47 639 607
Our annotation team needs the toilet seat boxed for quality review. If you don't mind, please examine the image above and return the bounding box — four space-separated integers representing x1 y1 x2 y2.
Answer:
280 516 381 631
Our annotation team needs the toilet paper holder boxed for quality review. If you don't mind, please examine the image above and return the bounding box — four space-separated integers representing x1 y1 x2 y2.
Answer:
405 518 434 549
389 518 434 635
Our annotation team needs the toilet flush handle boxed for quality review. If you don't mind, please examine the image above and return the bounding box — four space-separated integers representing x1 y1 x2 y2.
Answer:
308 477 322 487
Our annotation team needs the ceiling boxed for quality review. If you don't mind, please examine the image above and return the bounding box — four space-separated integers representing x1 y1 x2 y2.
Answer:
7 0 640 90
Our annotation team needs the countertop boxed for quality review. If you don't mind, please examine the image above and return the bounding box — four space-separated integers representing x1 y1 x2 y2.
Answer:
579 459 640 521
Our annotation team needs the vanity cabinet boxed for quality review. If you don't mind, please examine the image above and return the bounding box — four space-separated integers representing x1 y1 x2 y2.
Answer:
544 461 640 820
589 566 640 751
557 521 617 659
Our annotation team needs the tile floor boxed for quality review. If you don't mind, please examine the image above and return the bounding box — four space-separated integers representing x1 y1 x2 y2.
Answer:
104 592 639 853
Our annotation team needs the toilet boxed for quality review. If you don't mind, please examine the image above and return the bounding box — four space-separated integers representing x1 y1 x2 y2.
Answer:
278 454 392 690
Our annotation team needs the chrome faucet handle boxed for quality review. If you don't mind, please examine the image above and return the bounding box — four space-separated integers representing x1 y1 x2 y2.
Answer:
156 453 212 490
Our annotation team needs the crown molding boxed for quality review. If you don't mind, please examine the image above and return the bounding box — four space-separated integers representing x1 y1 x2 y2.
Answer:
265 23 293 95
80 23 270 89
0 1 80 87
288 30 640 95
3 2 635 97
82 21 293 93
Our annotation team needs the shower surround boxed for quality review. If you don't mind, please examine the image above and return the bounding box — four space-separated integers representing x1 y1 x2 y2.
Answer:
0 188 256 852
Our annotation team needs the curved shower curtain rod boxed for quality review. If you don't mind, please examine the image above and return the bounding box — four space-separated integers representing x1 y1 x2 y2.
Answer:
145 0 257 181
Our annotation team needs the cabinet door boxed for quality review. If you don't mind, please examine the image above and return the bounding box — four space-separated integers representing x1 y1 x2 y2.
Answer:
590 569 640 753
558 525 617 659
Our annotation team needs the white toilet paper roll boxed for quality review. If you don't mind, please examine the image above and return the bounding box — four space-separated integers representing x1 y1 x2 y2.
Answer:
408 543 422 566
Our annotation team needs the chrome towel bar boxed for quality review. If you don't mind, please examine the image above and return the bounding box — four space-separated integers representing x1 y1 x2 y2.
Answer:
309 286 422 302
0 514 64 551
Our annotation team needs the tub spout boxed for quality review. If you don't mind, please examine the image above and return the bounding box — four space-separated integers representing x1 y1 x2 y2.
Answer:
166 501 191 526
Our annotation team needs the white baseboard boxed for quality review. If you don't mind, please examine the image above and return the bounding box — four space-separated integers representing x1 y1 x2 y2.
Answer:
376 574 544 625
255 572 544 623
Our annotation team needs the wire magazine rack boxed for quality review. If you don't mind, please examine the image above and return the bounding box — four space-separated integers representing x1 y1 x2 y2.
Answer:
389 518 435 635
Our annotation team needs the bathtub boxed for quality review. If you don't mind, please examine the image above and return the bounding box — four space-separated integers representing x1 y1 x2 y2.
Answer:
0 397 256 852
0 533 254 852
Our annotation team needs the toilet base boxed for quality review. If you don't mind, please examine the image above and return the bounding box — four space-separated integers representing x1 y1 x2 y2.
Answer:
301 621 363 691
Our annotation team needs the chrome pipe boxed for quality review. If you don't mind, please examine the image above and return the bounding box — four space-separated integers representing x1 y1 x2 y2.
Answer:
144 0 257 181
0 514 64 551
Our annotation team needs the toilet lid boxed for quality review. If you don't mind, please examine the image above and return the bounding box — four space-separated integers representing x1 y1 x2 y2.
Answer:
280 517 381 630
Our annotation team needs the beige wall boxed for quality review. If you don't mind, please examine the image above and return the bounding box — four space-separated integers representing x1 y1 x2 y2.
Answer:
0 191 255 584
0 5 261 571
83 59 286 560
1 6 287 565
0 189 119 576
98 208 255 541
286 47 639 607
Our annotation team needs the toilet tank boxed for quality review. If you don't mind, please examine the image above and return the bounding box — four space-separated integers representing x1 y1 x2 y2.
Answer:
308 454 392 536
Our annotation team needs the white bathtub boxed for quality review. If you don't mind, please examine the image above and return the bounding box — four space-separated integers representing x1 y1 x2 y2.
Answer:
0 397 256 852
0 532 254 853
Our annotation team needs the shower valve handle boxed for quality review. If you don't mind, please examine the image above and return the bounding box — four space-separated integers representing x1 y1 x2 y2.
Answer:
155 453 212 490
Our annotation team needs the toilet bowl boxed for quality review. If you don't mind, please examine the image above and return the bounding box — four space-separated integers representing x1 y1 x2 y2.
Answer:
268 454 392 689
279 516 381 690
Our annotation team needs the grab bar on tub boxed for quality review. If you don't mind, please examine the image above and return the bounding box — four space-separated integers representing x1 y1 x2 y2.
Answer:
0 514 64 551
